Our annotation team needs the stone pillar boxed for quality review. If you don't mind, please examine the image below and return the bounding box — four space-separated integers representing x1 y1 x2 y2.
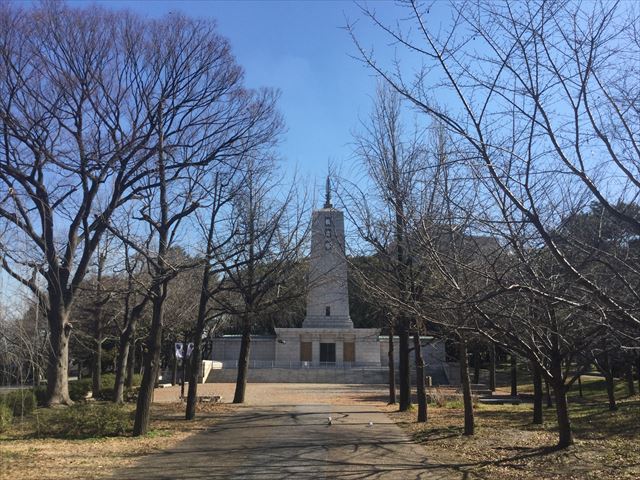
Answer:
336 341 344 367
312 338 320 366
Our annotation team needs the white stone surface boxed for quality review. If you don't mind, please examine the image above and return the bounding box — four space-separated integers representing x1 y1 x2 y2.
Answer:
302 208 353 329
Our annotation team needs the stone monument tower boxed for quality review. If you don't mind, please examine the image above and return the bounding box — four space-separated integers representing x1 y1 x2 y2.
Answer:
302 177 353 329
275 177 380 367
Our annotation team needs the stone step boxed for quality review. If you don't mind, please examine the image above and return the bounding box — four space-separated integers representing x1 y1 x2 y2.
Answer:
479 397 522 405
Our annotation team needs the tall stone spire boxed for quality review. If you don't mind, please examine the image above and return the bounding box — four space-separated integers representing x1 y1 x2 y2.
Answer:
324 175 332 208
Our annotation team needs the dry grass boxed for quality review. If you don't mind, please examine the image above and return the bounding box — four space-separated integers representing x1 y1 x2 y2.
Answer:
1 380 637 479
388 378 640 480
0 401 234 480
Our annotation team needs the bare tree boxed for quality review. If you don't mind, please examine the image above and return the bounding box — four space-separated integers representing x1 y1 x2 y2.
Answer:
185 167 243 420
214 160 307 404
349 0 640 448
0 3 175 405
345 84 426 412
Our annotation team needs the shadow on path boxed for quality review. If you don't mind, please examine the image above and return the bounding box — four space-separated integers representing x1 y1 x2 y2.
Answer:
114 404 462 479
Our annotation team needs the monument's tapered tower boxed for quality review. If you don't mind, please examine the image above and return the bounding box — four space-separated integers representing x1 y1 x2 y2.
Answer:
274 177 380 367
302 179 353 328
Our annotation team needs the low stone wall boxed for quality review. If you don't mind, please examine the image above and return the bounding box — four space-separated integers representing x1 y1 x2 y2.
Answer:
206 364 450 385
206 367 390 384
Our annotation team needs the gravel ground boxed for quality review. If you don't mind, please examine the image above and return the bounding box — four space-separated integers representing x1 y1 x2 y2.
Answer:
153 382 392 406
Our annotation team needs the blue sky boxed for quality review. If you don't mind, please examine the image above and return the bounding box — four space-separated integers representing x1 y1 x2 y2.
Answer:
0 1 448 311
61 0 408 191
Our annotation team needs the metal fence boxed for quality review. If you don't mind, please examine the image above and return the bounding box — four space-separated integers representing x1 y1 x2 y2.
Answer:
218 360 385 370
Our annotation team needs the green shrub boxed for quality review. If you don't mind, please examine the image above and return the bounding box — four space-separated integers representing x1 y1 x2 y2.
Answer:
36 403 132 438
68 378 92 401
93 373 142 401
95 387 115 401
0 390 36 417
33 386 47 406
99 373 115 391
0 404 12 432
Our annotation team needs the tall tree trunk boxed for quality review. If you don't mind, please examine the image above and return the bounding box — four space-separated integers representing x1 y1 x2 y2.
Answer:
510 353 518 397
577 375 583 397
113 333 131 403
114 300 144 403
388 327 396 405
545 377 553 407
92 254 105 398
398 319 411 411
413 331 427 422
180 332 188 399
532 362 543 425
133 103 169 436
172 346 178 386
186 330 204 420
473 349 480 385
186 201 217 420
552 380 573 448
636 354 640 394
550 360 573 448
604 372 617 410
92 324 102 398
125 340 136 389
133 286 167 436
233 313 252 404
489 342 496 392
45 303 73 406
602 351 617 410
459 337 474 436
625 362 635 396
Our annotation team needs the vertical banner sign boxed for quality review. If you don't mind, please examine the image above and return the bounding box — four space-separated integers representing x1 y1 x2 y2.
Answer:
175 342 184 359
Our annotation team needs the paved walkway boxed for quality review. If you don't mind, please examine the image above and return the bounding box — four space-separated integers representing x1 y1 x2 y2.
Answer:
117 402 457 479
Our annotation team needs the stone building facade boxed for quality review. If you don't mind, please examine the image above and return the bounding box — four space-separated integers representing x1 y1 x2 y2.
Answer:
208 179 447 383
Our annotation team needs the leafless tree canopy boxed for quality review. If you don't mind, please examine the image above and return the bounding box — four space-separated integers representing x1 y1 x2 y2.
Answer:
348 0 640 448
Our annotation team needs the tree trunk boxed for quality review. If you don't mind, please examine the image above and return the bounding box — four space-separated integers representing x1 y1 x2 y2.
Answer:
489 342 496 392
532 362 543 425
636 354 640 394
172 348 178 386
459 338 474 435
510 353 518 397
126 340 136 390
92 320 102 398
604 372 617 410
186 209 216 421
387 327 396 405
45 305 73 406
550 356 573 448
114 331 132 403
551 379 573 448
233 313 252 404
91 255 105 398
473 349 480 385
180 332 188 399
133 285 167 436
625 362 635 396
186 331 204 420
413 331 427 422
545 377 553 407
398 319 411 411
577 375 583 397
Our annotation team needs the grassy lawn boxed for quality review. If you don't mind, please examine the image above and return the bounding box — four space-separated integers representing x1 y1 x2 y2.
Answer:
0 401 232 480
388 376 639 479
